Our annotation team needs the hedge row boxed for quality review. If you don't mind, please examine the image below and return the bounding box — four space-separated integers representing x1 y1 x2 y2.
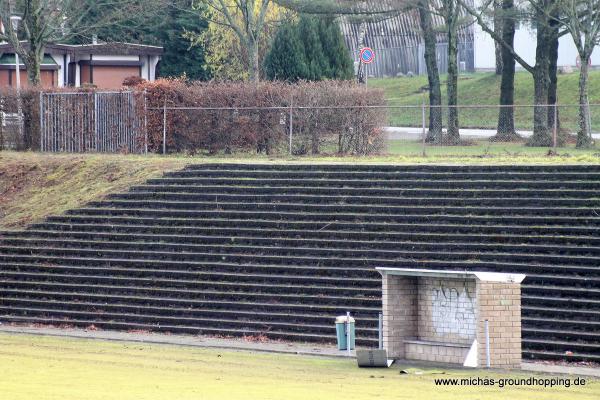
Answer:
136 79 388 155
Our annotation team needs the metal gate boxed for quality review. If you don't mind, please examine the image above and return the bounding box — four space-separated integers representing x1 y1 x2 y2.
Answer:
40 91 144 153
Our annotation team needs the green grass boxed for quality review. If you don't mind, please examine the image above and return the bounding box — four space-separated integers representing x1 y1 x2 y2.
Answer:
0 152 189 229
369 71 600 130
0 333 597 400
387 139 600 158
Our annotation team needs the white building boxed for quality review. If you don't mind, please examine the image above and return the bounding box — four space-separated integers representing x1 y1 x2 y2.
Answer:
474 17 600 70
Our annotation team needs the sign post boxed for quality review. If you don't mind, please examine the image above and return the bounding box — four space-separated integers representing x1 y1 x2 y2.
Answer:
358 47 375 87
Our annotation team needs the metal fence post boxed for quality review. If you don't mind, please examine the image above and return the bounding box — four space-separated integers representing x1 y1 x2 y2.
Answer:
552 102 558 150
162 98 167 155
39 92 43 152
289 96 293 156
421 99 426 157
94 92 99 152
0 97 4 151
485 319 491 368
346 311 352 357
143 89 148 155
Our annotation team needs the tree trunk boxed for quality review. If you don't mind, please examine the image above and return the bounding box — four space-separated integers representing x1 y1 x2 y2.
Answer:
493 0 503 75
576 59 593 148
527 9 552 147
417 0 442 143
247 37 260 82
547 17 560 134
25 53 42 87
494 0 518 141
446 18 460 145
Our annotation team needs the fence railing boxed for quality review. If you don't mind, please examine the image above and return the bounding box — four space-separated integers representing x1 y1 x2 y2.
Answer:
0 112 23 150
148 103 599 156
39 91 144 153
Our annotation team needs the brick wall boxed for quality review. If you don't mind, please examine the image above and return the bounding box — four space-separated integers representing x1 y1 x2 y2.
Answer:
417 277 477 345
476 281 522 368
382 274 417 358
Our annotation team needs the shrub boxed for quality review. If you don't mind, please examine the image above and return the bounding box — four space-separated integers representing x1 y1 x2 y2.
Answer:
0 87 42 151
123 76 146 87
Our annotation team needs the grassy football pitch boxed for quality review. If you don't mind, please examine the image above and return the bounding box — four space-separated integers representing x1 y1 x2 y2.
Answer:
0 333 597 399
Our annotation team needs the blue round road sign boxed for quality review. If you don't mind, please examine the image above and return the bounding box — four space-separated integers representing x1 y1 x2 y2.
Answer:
360 47 375 64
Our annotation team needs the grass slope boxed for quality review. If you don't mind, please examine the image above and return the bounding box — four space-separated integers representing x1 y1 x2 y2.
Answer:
0 333 597 400
370 71 600 130
0 152 188 229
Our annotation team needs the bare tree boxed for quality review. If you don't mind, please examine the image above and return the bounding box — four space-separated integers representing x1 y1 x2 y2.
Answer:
196 0 272 82
558 0 600 147
0 0 164 86
493 0 503 74
495 0 518 140
430 0 470 144
460 0 563 146
418 0 443 143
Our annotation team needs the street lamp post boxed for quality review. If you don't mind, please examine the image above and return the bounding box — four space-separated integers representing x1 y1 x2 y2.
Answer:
9 15 23 143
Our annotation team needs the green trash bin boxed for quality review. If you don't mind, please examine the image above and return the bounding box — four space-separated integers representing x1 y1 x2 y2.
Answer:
335 315 355 350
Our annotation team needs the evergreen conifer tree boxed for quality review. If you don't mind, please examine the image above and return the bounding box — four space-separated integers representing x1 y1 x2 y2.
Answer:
318 17 354 80
264 14 353 81
297 15 328 80
263 22 308 81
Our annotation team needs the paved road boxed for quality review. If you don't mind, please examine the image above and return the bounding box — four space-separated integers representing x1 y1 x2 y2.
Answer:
385 126 600 140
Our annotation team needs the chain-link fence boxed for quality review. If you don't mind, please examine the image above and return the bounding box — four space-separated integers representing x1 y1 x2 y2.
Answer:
2 90 598 156
149 103 598 157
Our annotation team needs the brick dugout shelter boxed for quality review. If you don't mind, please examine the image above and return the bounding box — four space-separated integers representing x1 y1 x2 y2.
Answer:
377 268 525 369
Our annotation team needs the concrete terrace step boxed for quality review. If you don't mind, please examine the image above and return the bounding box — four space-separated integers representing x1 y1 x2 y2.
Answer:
0 315 374 345
524 306 600 320
523 295 600 309
129 184 600 198
0 280 381 307
0 309 367 342
63 208 600 225
0 256 376 278
0 289 381 315
182 163 600 172
1 239 599 267
57 209 600 226
524 350 600 362
0 252 596 282
35 218 600 236
163 169 600 180
0 262 381 286
523 340 600 355
0 271 381 296
107 192 600 208
4 232 600 260
10 228 600 249
84 200 600 217
0 297 379 326
146 175 600 189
